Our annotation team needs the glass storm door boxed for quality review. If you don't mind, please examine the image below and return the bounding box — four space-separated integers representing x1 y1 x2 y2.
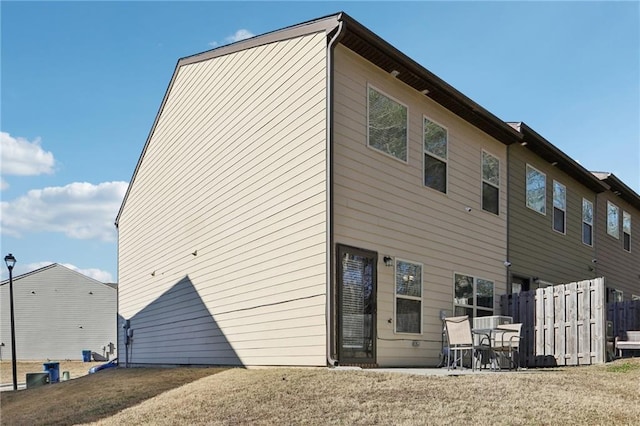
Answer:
337 245 377 363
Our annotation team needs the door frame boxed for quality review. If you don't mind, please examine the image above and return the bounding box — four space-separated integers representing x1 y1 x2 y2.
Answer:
335 244 377 365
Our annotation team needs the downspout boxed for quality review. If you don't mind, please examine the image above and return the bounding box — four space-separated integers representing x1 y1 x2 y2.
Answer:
505 144 511 296
326 18 345 367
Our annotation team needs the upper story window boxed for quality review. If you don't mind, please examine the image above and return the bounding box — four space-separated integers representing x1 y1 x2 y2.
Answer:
423 117 447 193
454 273 494 319
623 211 631 252
526 164 546 215
609 288 623 303
481 151 500 215
607 201 619 239
582 199 593 246
395 259 422 334
553 181 566 234
367 86 408 162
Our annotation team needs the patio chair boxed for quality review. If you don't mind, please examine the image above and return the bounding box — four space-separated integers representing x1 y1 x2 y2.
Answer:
443 315 478 371
492 323 522 370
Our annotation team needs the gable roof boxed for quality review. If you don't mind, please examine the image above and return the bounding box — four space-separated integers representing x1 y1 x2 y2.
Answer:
508 122 609 193
592 172 640 211
0 263 114 289
115 12 522 226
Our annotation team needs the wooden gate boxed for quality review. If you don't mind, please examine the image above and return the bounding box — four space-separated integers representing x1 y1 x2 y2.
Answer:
501 278 606 367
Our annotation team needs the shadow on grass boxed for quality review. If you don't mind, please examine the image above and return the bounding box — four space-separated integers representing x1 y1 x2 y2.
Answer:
0 367 227 425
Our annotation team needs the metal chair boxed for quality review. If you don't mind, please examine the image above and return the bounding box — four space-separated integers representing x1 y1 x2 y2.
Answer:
443 315 478 370
492 323 522 370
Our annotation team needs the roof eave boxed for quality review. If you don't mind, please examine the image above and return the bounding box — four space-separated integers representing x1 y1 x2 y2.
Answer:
595 173 640 211
512 122 609 193
337 13 522 146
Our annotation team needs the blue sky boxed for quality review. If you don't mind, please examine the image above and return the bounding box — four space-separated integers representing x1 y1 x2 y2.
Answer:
1 1 639 282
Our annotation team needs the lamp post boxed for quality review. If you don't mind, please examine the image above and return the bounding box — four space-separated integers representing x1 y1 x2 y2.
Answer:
4 253 17 391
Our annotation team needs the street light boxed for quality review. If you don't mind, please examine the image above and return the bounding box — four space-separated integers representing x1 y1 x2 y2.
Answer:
4 253 17 391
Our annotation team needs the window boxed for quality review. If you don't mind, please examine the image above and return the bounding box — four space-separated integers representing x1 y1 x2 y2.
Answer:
632 295 640 301
368 86 407 162
526 165 546 214
623 211 631 252
553 181 566 233
395 260 422 334
607 201 619 239
454 274 494 319
609 288 623 303
423 117 447 193
482 151 500 215
582 199 593 246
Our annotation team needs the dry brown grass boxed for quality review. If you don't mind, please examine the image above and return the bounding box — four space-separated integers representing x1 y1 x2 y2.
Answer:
0 366 226 426
2 359 640 426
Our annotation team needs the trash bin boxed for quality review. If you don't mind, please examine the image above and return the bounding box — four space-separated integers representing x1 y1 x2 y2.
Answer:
82 350 92 362
43 362 60 383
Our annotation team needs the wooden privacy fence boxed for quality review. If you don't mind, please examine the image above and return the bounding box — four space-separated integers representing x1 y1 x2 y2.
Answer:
607 300 640 339
501 278 606 367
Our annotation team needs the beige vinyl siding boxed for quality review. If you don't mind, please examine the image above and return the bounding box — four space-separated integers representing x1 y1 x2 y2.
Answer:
332 45 507 367
595 192 640 299
508 145 597 284
0 265 116 360
118 32 328 366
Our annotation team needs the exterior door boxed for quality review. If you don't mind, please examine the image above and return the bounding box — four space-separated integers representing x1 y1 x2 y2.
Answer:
336 244 377 364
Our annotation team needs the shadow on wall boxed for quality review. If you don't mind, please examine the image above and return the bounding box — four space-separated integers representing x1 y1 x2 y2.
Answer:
122 275 241 366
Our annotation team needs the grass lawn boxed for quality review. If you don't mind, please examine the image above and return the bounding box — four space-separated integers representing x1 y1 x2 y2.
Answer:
2 358 640 425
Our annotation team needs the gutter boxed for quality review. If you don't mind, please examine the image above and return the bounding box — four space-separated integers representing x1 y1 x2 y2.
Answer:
326 17 345 367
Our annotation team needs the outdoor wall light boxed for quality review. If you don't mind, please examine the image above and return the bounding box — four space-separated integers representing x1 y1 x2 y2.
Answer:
390 70 400 78
383 256 393 267
192 250 198 256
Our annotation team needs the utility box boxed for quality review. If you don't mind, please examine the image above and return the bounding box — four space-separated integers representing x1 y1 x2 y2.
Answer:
26 372 50 389
43 362 60 383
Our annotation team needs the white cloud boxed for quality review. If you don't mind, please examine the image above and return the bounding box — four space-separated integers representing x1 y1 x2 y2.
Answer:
225 29 255 43
0 131 56 176
0 181 128 241
1 178 8 191
61 263 114 282
209 28 255 47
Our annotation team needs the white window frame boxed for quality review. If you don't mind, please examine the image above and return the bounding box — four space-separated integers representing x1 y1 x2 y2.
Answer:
552 180 566 234
481 150 500 215
611 289 623 303
632 295 640 301
423 115 448 194
582 198 594 247
607 201 620 239
453 272 495 319
526 164 546 215
367 84 409 163
623 211 631 252
394 259 423 334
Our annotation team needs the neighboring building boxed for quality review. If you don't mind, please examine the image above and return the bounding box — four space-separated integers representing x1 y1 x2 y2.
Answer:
116 12 522 368
506 122 609 291
0 263 117 360
591 172 640 301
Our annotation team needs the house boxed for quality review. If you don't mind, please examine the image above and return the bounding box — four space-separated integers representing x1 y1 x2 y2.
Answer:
505 124 640 301
0 263 116 361
115 12 527 368
505 122 609 292
591 172 640 301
